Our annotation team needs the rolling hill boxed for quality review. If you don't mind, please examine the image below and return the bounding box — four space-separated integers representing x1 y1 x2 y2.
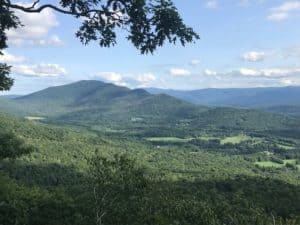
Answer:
0 80 299 136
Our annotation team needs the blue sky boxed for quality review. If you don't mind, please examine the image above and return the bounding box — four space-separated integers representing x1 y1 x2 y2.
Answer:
1 0 300 95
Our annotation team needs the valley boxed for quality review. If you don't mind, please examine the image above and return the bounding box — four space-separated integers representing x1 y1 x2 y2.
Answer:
1 81 300 225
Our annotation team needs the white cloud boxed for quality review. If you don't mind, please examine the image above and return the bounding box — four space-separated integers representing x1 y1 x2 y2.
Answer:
238 68 262 76
7 3 62 46
0 51 27 63
237 67 300 77
206 0 218 9
12 63 67 77
241 51 268 62
96 72 123 83
200 67 300 80
169 68 191 77
280 78 298 85
204 69 217 76
0 50 67 77
190 59 201 65
268 1 300 21
136 73 156 83
94 72 157 87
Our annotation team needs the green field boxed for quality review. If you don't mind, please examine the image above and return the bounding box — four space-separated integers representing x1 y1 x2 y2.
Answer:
255 159 299 169
145 137 194 143
25 116 46 121
255 161 283 168
220 134 252 144
277 144 295 150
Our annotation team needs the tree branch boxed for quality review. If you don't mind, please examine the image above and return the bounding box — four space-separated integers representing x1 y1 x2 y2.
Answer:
3 2 100 17
29 0 40 10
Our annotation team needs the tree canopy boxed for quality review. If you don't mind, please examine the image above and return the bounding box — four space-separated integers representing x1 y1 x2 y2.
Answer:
0 131 35 159
0 0 200 90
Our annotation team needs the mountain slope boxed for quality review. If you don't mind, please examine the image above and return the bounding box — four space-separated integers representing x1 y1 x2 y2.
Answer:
0 80 207 125
1 81 299 136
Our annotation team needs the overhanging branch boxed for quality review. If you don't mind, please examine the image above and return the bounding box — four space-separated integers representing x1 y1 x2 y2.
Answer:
2 2 100 17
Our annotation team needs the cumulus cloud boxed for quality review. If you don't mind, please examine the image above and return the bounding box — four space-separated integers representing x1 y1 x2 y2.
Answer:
206 0 218 9
94 72 157 87
190 59 201 65
7 3 62 46
237 67 300 78
199 67 300 80
169 68 191 77
268 1 300 21
136 73 156 83
0 51 27 63
241 51 268 62
12 63 67 77
96 72 123 83
280 78 299 85
0 51 67 77
204 69 217 76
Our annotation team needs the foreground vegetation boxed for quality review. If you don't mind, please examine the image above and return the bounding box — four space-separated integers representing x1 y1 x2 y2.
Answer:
0 112 300 225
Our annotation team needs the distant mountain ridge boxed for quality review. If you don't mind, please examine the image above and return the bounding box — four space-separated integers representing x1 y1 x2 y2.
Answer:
146 86 300 118
0 80 299 135
0 80 206 124
146 86 300 108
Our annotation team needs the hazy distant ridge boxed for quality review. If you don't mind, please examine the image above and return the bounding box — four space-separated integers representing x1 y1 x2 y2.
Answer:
146 86 300 108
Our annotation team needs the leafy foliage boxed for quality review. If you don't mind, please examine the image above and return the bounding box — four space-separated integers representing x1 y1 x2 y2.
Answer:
0 1 20 90
0 63 13 91
0 111 300 224
0 131 34 159
88 154 148 225
0 79 300 224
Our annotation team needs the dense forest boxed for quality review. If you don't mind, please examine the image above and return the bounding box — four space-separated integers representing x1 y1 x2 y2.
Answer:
0 112 300 224
1 81 300 225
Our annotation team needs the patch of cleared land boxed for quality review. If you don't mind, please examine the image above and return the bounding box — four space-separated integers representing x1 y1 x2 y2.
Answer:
145 137 194 143
255 161 283 168
277 144 295 150
220 135 252 145
255 159 299 169
198 136 219 141
146 134 264 145
25 116 45 121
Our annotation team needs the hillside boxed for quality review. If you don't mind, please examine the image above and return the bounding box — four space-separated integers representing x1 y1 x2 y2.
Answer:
1 86 300 224
1 80 205 116
146 86 300 110
1 110 300 225
0 81 299 137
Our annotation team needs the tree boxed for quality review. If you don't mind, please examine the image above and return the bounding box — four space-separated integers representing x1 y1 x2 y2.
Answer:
0 1 20 90
88 153 148 225
0 63 14 91
0 131 35 159
0 0 200 90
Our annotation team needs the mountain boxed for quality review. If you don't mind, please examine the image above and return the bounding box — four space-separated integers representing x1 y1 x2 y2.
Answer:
0 80 299 136
146 86 300 109
0 81 206 129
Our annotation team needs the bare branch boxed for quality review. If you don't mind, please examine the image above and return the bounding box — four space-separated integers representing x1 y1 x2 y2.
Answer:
29 0 40 10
